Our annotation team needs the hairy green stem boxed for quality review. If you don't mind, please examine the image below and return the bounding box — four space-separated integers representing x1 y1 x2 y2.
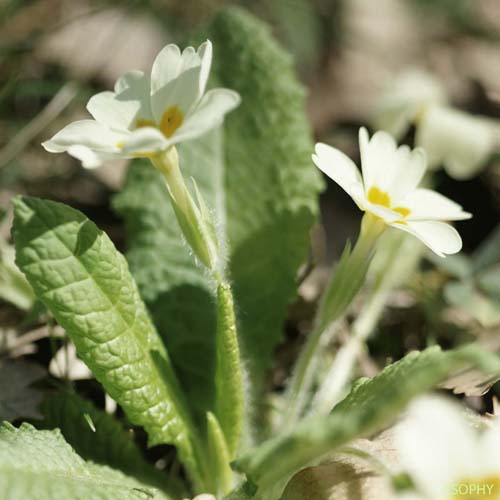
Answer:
151 147 218 270
150 148 244 494
310 231 424 415
283 213 385 429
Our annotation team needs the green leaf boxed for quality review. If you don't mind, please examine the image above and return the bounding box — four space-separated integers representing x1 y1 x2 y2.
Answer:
12 196 203 486
0 243 34 311
41 391 185 499
113 6 322 417
233 345 500 497
0 422 167 500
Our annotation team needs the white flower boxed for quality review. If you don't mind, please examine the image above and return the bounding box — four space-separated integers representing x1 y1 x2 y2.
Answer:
42 40 240 168
395 395 500 500
312 128 471 257
373 70 497 179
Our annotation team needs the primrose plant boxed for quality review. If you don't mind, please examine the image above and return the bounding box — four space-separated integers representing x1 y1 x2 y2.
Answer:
6 8 500 500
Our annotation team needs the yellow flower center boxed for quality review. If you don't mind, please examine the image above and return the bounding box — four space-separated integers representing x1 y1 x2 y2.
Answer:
367 186 411 219
451 476 500 499
135 118 156 129
133 106 184 138
159 106 184 138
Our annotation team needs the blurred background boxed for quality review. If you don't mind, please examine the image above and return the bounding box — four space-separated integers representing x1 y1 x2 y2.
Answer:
1 0 500 420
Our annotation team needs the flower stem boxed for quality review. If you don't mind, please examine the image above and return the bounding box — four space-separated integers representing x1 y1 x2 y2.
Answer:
283 213 385 429
309 231 424 416
151 147 218 270
150 148 244 493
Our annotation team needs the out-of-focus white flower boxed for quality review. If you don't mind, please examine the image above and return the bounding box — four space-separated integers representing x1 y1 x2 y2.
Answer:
373 70 497 179
395 395 500 500
42 40 240 168
313 128 471 257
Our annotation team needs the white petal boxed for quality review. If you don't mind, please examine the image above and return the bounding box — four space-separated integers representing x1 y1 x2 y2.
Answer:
403 189 472 221
151 65 202 122
312 143 364 203
197 40 213 97
388 146 427 202
395 396 478 499
114 70 146 93
89 72 153 132
359 128 400 195
373 69 446 138
479 421 500 475
168 88 240 145
119 127 168 155
66 145 119 169
87 91 139 131
150 44 182 94
366 204 404 223
360 127 428 203
416 106 494 179
150 42 212 120
42 120 124 153
390 220 462 257
372 102 415 139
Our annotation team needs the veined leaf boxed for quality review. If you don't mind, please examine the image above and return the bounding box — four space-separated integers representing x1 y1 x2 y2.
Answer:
12 196 204 487
0 422 168 500
113 6 322 421
41 391 186 498
233 345 500 497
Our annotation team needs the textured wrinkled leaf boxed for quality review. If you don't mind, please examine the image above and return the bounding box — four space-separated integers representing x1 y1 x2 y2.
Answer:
0 359 45 421
113 7 322 419
41 391 185 498
12 196 202 485
0 422 167 500
233 345 500 497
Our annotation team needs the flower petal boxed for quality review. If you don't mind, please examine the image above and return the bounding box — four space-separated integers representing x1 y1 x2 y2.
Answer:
373 69 446 138
359 127 399 194
416 106 494 180
87 91 141 131
42 120 124 154
150 42 213 121
373 102 415 139
197 40 213 97
366 204 404 223
168 88 240 145
150 44 182 94
403 188 472 221
390 220 462 257
114 70 146 93
66 145 120 169
359 127 428 203
478 422 500 476
312 143 364 203
119 127 168 155
396 396 478 499
388 146 427 202
151 66 202 122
